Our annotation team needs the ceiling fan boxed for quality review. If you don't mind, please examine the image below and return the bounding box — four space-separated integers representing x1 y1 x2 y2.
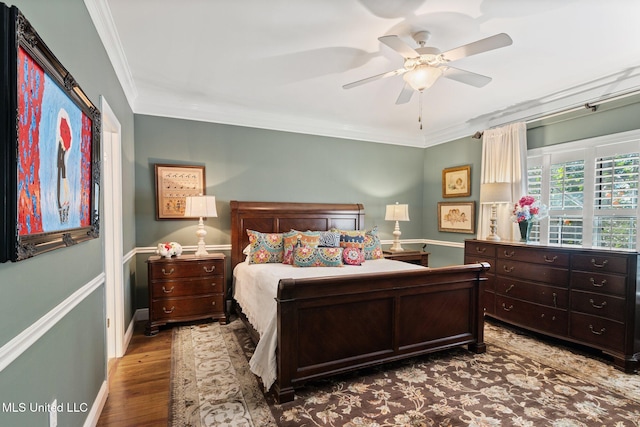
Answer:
343 30 513 105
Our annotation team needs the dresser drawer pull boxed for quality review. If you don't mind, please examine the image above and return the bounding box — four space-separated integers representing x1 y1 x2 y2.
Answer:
544 255 558 263
502 265 515 273
591 258 608 268
540 313 557 320
162 286 174 294
163 306 175 314
589 278 607 288
589 299 607 309
503 250 515 258
475 247 486 254
505 284 515 293
203 265 216 273
211 301 216 306
161 268 175 276
553 293 557 307
589 325 606 335
502 303 514 311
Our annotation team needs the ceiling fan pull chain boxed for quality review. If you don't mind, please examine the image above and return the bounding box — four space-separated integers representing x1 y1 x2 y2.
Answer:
418 91 423 129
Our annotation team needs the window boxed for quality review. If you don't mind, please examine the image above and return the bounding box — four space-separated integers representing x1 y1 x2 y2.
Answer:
527 130 640 250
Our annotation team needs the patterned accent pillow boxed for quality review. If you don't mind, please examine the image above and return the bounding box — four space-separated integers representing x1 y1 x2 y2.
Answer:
247 230 284 264
336 229 366 249
342 246 365 265
283 230 321 264
293 246 343 267
318 230 341 247
364 226 384 260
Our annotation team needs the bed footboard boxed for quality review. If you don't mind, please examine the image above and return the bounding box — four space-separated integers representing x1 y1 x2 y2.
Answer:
273 262 489 403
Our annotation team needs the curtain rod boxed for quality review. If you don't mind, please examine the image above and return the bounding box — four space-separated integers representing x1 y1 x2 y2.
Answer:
471 87 640 139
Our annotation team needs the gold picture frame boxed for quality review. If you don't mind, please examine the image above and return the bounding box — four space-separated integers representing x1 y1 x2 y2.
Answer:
437 201 476 234
442 165 471 198
154 164 205 220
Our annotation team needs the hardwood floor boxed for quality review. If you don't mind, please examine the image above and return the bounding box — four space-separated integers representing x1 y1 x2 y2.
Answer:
96 322 173 427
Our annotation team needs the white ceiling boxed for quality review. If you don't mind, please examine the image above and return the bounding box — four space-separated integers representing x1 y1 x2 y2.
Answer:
87 0 640 148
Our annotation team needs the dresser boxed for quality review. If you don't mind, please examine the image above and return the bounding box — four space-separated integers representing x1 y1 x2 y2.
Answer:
146 253 227 335
464 239 640 373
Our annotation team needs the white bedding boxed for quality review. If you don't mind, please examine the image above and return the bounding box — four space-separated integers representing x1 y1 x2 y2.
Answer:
233 258 427 390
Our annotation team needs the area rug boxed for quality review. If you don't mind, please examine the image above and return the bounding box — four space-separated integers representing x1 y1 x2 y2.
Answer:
170 319 640 426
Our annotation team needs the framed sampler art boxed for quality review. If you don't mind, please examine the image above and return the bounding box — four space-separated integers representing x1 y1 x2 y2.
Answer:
437 202 476 234
442 165 471 198
154 164 206 219
0 4 101 262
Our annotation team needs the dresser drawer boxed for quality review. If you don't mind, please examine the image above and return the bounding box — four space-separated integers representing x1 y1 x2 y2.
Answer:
571 254 628 274
495 277 568 309
497 259 569 286
150 276 224 298
498 246 569 267
149 259 223 280
495 295 568 336
570 290 625 322
569 312 625 353
151 294 224 321
465 242 496 259
570 270 626 297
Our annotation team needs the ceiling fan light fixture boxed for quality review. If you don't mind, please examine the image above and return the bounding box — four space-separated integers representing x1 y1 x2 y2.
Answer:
402 64 443 91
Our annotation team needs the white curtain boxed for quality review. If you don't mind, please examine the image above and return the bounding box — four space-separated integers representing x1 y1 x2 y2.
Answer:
477 122 527 241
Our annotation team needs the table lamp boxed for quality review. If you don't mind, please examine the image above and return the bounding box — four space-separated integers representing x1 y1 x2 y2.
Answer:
479 182 511 241
385 202 410 252
184 195 218 256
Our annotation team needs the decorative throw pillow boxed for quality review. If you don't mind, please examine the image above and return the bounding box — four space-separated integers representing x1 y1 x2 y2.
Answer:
342 246 365 265
318 230 341 247
283 230 321 264
247 230 284 264
293 246 343 267
363 226 384 260
336 229 366 249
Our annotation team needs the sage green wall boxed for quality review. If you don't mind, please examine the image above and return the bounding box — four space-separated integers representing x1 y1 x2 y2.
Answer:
0 1 135 426
133 114 426 307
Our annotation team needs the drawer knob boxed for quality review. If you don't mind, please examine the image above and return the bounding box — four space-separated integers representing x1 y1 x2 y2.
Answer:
502 303 514 312
502 265 515 273
591 258 608 268
589 278 607 288
161 268 175 276
162 286 175 294
203 265 216 273
589 299 607 309
163 306 175 314
553 293 557 308
212 301 216 306
475 247 486 253
589 325 606 335
505 284 515 293
503 250 515 258
544 255 558 263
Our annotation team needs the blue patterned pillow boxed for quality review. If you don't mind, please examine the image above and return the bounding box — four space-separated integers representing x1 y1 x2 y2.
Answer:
293 246 343 267
364 226 384 260
247 230 284 264
318 230 340 247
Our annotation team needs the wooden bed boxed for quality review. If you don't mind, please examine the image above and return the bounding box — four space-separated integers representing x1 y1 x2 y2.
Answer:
230 200 489 403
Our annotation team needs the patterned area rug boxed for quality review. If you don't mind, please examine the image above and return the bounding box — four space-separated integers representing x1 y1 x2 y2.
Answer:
170 318 640 426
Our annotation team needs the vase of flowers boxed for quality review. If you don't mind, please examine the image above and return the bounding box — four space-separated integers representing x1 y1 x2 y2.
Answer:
511 196 548 242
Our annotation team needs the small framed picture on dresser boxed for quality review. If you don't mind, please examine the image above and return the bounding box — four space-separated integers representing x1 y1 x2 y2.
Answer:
154 164 206 219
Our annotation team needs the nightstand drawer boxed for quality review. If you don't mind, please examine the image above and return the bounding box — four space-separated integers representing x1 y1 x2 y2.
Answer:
151 294 224 321
149 259 222 280
150 276 224 297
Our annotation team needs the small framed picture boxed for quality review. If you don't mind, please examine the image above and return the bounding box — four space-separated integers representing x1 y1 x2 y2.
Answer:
438 201 475 234
154 164 205 219
442 165 471 198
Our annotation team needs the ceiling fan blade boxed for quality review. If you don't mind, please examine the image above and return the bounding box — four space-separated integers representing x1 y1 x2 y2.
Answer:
441 33 512 63
395 83 414 104
378 35 419 58
442 67 492 87
342 68 406 89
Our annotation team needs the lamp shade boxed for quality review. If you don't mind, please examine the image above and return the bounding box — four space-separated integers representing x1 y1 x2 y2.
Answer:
479 182 511 204
402 65 443 91
385 203 410 222
184 195 218 218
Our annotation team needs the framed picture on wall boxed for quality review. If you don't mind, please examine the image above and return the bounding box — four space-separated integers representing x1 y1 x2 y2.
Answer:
154 164 206 219
0 4 101 263
437 201 476 233
442 165 471 198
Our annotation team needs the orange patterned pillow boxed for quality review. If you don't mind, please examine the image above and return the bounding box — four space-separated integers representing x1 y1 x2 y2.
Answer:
282 230 320 264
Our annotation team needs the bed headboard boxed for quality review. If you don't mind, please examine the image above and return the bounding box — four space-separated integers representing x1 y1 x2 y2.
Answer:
230 201 365 271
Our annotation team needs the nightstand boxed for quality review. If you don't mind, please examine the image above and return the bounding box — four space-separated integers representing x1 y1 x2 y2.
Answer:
383 250 429 267
145 253 227 336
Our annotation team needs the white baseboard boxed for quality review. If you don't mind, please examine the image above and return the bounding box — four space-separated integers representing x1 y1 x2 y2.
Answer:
83 380 108 427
